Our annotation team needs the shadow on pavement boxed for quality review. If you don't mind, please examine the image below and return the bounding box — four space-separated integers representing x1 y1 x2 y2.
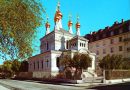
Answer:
88 82 130 90
14 79 78 87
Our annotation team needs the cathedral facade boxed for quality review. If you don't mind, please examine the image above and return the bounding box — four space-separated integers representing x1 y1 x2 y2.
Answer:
28 2 96 79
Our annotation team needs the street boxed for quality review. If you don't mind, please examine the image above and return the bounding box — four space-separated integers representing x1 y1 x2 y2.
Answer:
0 79 130 90
0 85 10 90
0 79 88 90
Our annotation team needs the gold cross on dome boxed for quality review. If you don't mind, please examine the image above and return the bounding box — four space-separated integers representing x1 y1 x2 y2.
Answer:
69 14 72 20
46 15 49 21
77 15 80 22
57 0 60 10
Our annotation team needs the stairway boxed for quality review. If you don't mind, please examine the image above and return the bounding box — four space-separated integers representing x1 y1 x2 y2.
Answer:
82 77 104 83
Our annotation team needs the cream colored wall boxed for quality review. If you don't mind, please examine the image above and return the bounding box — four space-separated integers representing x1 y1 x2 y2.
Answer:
40 33 55 53
33 71 51 78
54 30 73 50
124 32 130 58
28 53 51 72
89 32 130 59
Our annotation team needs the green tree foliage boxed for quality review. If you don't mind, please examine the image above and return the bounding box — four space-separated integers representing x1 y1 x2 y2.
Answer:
99 54 130 70
80 54 91 69
60 53 72 68
72 53 91 70
1 60 28 78
0 0 44 60
122 58 130 69
2 60 13 77
11 59 21 73
60 53 91 70
60 52 92 79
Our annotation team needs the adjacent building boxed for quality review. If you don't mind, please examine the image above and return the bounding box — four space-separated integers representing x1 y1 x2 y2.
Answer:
85 20 130 60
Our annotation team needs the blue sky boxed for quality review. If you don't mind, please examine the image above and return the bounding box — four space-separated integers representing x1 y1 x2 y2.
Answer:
0 0 130 64
39 0 130 36
33 0 130 52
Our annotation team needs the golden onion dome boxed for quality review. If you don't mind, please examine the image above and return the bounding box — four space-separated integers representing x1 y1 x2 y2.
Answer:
76 22 80 28
54 10 62 22
45 22 50 28
68 20 73 27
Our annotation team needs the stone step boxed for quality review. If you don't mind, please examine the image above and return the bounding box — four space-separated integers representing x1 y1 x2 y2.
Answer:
83 77 104 83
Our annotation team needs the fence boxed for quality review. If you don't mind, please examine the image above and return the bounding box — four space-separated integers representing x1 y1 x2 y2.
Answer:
104 70 130 80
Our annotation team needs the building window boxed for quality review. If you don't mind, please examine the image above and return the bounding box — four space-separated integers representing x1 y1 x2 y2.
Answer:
111 31 114 36
103 49 106 54
46 60 49 67
119 29 123 33
37 61 39 69
56 57 60 67
110 39 114 44
96 36 99 40
103 34 106 38
30 63 32 67
103 41 106 46
82 43 84 47
34 62 35 70
84 43 86 47
127 47 130 52
110 47 114 53
47 42 49 50
129 25 130 31
41 61 43 69
119 46 123 51
80 43 82 46
75 43 77 46
119 37 122 42
96 43 99 47
66 41 69 49
96 50 99 55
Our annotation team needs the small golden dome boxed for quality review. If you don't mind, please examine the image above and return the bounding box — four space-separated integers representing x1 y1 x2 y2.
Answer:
54 10 62 22
68 20 73 27
45 22 50 28
76 22 80 28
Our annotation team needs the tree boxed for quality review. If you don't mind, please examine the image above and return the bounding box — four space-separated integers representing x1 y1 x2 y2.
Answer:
0 0 44 60
72 53 91 79
122 58 130 69
11 59 21 74
80 54 91 69
72 53 91 70
99 54 129 70
60 53 72 68
60 52 92 79
2 60 13 78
